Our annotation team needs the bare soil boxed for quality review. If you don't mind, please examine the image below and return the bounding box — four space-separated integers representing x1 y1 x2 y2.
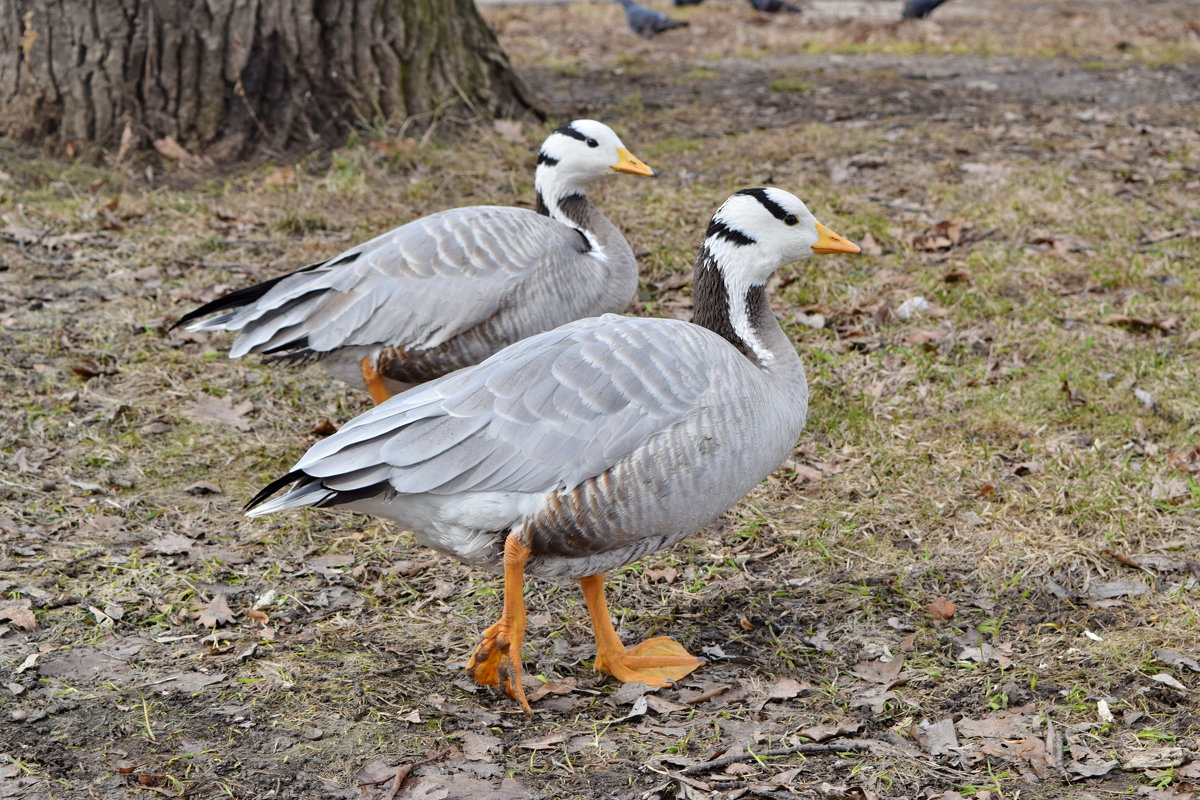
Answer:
1 1 1198 799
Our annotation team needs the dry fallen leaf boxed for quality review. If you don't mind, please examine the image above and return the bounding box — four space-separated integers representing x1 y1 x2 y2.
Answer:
928 597 957 620
526 678 576 703
799 720 861 742
517 732 571 751
263 164 297 187
147 533 195 555
849 685 899 714
851 656 905 685
1150 673 1191 693
186 396 254 431
956 706 1037 739
1119 746 1185 770
153 136 198 164
903 328 947 346
1155 648 1200 673
1101 314 1177 334
197 594 236 628
1066 758 1117 778
461 731 502 761
149 671 226 693
766 677 809 700
919 718 959 757
908 217 973 251
493 119 526 143
859 232 883 255
644 562 679 583
0 599 36 631
310 417 339 436
1061 378 1087 407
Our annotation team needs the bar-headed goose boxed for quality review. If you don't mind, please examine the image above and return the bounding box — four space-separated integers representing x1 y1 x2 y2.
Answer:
177 120 656 404
244 188 860 711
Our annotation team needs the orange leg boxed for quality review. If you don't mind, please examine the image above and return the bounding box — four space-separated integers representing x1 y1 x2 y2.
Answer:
466 534 532 713
360 356 391 405
579 573 702 685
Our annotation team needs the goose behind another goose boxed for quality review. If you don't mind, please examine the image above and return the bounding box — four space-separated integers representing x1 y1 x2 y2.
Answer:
245 188 861 712
177 121 656 404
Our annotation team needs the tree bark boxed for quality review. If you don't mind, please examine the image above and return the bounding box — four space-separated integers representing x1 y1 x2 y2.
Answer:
0 0 541 160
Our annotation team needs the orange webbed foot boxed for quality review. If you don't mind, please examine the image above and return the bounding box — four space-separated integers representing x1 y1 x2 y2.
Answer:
465 534 532 713
579 573 703 688
595 634 702 685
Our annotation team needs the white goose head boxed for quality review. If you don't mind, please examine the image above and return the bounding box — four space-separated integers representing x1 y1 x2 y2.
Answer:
703 188 860 280
694 188 860 364
535 120 655 213
537 119 656 183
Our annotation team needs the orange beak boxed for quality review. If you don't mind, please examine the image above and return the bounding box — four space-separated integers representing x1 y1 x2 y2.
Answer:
812 221 861 254
611 147 658 177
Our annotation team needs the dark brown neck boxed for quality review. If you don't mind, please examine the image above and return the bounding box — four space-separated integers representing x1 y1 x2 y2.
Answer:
691 248 771 365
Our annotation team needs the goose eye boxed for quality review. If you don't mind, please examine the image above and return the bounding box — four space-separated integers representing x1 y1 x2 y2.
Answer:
586 138 599 148
784 214 799 226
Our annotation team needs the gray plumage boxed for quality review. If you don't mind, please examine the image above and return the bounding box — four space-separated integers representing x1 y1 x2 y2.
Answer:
748 0 803 13
179 121 653 395
617 0 689 37
902 0 949 18
247 189 861 584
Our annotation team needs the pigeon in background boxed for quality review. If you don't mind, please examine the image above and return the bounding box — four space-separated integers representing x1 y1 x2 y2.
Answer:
902 0 950 18
617 0 689 37
748 0 803 13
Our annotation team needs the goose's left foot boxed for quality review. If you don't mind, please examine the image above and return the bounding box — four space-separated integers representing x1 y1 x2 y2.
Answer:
596 634 702 684
579 573 702 686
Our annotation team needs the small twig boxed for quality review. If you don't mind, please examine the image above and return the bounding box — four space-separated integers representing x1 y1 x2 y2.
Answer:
1101 548 1152 574
0 476 44 494
683 685 731 705
382 764 412 800
1138 228 1192 245
15 232 70 266
680 740 873 776
357 748 450 789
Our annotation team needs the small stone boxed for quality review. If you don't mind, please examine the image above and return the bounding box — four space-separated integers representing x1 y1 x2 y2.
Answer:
896 295 930 320
302 726 324 740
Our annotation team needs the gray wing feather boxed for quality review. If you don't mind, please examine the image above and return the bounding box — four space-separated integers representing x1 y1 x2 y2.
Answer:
220 206 587 358
292 315 723 496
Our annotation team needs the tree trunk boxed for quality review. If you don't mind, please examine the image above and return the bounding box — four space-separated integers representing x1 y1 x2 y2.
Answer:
0 0 542 161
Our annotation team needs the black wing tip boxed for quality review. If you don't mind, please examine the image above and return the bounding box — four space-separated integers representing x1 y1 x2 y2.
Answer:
172 254 347 332
244 469 305 513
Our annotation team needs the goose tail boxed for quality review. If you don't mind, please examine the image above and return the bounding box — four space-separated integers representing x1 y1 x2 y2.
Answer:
244 470 335 517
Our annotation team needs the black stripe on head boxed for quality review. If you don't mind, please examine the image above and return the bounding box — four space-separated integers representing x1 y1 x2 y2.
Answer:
735 188 791 223
705 218 757 247
536 152 560 167
554 123 589 142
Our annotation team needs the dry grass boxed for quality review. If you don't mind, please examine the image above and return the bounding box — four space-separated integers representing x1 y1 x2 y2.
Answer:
1 0 1199 798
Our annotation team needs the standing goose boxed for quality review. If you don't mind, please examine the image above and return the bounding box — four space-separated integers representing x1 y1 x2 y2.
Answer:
245 189 860 711
176 121 656 404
